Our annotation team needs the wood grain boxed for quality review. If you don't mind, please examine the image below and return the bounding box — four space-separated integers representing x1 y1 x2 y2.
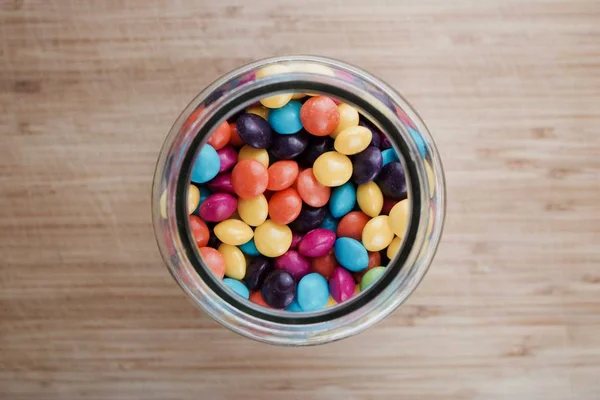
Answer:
1 0 599 399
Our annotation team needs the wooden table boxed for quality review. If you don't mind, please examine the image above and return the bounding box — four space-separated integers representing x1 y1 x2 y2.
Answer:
1 1 599 399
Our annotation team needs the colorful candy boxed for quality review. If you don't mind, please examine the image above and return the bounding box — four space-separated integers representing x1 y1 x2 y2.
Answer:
184 91 412 312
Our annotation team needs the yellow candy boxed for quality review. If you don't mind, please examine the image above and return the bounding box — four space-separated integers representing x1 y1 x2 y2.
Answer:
356 182 383 217
387 236 403 260
238 145 269 167
388 199 410 237
246 106 269 120
237 194 268 227
331 103 359 138
256 64 293 109
326 296 337 307
354 284 360 296
313 151 353 187
362 216 395 252
218 243 246 280
159 190 167 218
425 160 435 198
188 184 200 215
214 219 253 246
291 93 307 100
334 126 372 155
254 219 292 257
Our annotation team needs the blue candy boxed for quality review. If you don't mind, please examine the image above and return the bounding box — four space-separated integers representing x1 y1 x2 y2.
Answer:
285 299 303 312
222 278 250 299
329 182 356 218
408 126 427 157
319 211 338 232
334 238 369 272
191 144 220 183
381 148 400 166
239 238 260 256
297 273 329 311
268 100 303 134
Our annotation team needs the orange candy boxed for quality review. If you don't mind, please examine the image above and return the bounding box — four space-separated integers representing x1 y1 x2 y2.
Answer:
268 188 302 225
249 291 271 308
189 215 210 247
198 247 225 279
296 168 331 207
206 121 231 150
353 251 381 282
228 122 244 147
231 159 269 199
311 249 338 280
300 96 340 136
337 211 371 241
267 160 299 191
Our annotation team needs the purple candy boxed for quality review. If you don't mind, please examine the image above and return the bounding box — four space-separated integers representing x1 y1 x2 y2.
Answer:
199 193 237 222
376 162 407 200
216 146 238 173
274 250 311 281
297 229 336 258
298 136 333 167
352 146 383 184
288 205 327 234
379 132 392 149
290 232 303 250
329 267 355 303
270 130 309 159
244 256 272 291
359 119 382 148
236 113 273 149
206 172 235 195
261 270 296 309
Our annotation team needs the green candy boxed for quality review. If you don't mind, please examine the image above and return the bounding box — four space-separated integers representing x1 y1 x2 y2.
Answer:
360 267 386 291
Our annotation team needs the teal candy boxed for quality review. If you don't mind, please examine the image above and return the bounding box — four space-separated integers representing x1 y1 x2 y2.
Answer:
329 182 356 218
268 100 303 134
285 299 303 312
334 237 368 272
381 148 400 166
297 273 329 311
319 211 338 232
239 238 260 256
191 144 220 183
223 278 250 299
408 126 426 157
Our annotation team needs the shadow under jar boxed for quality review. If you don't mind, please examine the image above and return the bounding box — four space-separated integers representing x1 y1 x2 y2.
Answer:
152 56 446 346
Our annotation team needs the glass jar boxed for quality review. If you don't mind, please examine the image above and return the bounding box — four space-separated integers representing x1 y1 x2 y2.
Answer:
152 56 445 346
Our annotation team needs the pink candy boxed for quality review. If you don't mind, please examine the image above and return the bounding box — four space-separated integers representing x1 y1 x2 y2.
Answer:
329 267 355 303
275 250 311 281
199 193 237 222
207 172 235 195
297 228 336 258
217 146 238 173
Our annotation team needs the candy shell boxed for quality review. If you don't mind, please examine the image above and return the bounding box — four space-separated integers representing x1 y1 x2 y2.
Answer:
188 184 200 215
334 126 372 155
249 291 270 307
389 199 410 237
357 182 383 217
191 144 220 183
231 159 269 199
331 103 359 138
352 147 383 184
296 168 331 207
387 236 403 260
244 256 272 290
199 193 237 222
237 194 268 227
261 270 296 309
311 249 338 280
360 267 386 291
238 145 269 167
198 247 225 279
297 228 336 258
247 105 269 120
329 182 356 218
297 273 329 311
189 215 210 247
290 232 303 249
334 237 369 272
268 188 302 225
275 250 311 281
381 148 400 166
256 64 293 109
267 160 299 191
239 238 260 256
362 215 394 252
223 278 249 299
353 251 382 282
336 211 370 241
288 205 327 233
228 122 245 146
206 172 235 195
270 131 309 159
285 299 303 312
236 113 273 149
319 211 338 232
214 219 253 246
313 151 353 187
376 162 407 200
216 146 238 173
218 243 247 280
254 220 293 257
300 96 340 136
329 267 355 303
207 121 231 150
268 100 303 134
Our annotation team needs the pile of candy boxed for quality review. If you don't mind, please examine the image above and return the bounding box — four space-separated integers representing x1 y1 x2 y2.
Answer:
184 93 410 312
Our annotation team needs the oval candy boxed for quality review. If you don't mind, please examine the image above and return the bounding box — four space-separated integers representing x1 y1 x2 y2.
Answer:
191 144 220 183
297 273 329 311
329 182 356 218
357 181 383 218
214 219 253 245
334 126 372 155
362 215 394 252
313 151 353 187
254 219 293 258
334 237 369 272
237 194 268 227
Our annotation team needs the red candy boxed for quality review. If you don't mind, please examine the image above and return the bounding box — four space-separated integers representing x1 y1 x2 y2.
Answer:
267 160 299 191
207 121 231 150
300 96 340 136
337 211 370 241
228 122 245 147
310 249 338 280
198 247 225 279
268 188 302 225
249 291 271 307
296 168 331 207
189 215 210 247
231 159 269 199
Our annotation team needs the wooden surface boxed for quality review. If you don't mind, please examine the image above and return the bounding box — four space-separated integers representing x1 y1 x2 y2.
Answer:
1 0 599 399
